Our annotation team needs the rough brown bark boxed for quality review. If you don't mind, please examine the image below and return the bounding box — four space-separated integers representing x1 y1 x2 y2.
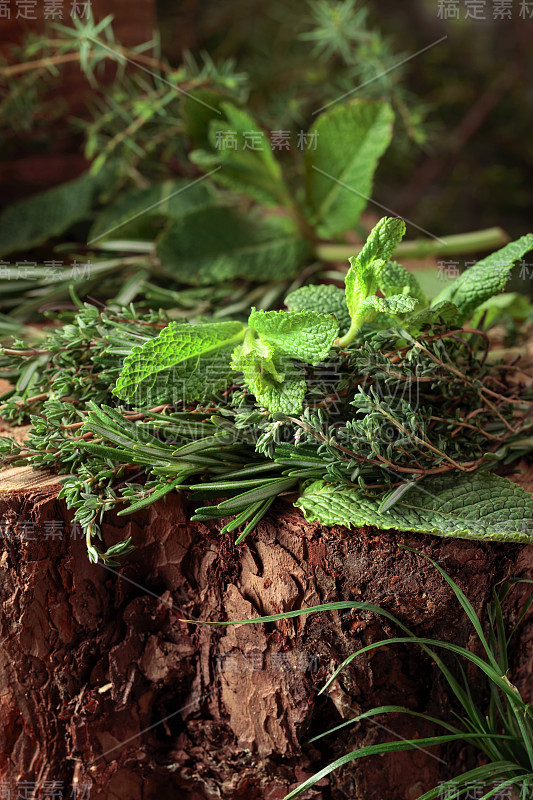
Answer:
0 466 531 800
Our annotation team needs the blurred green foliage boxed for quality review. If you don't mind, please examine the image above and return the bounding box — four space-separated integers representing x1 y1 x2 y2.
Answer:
157 0 533 239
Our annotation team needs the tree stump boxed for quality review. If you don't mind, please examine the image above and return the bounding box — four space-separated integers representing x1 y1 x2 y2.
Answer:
0 466 531 800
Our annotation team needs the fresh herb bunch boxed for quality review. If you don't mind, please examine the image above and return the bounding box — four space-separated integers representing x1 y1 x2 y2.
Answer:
0 14 508 325
188 552 533 800
1 218 533 564
1 3 421 163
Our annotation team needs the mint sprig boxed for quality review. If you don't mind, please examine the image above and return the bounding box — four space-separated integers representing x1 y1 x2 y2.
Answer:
113 217 533 415
248 307 339 365
432 233 533 323
231 308 339 413
339 217 424 345
113 320 245 406
230 330 306 415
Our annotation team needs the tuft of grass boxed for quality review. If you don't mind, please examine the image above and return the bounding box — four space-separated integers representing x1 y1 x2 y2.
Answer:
185 548 533 799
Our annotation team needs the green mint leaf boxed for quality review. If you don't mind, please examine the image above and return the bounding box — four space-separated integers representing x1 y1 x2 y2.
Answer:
285 284 351 336
89 178 214 243
469 292 533 329
357 217 407 269
245 373 306 415
181 89 227 149
376 260 426 306
113 320 245 406
248 307 339 365
296 473 533 543
432 233 533 322
231 336 285 383
344 257 381 321
305 100 394 237
190 102 289 207
0 167 112 258
157 207 309 286
231 337 305 415
358 294 418 317
344 218 407 321
404 300 461 334
345 293 418 338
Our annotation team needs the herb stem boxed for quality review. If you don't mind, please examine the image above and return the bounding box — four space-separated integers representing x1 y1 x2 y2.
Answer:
316 227 509 263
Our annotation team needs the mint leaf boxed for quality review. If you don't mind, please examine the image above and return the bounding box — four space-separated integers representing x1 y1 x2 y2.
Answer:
305 100 394 237
231 308 339 415
358 294 418 317
432 234 533 322
285 284 351 336
89 178 214 243
344 218 407 320
232 336 305 414
359 294 418 320
191 102 289 207
357 217 406 269
296 473 533 542
244 373 306 415
0 168 110 258
376 260 426 306
114 321 245 406
405 300 461 333
344 256 381 321
231 336 285 383
156 207 309 286
342 293 417 339
469 292 533 329
181 89 227 148
248 307 339 365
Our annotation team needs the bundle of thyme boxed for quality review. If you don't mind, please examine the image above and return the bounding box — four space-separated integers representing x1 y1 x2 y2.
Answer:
1 218 532 563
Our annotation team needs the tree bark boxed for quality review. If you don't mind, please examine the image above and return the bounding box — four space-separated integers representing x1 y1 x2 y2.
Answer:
0 466 531 800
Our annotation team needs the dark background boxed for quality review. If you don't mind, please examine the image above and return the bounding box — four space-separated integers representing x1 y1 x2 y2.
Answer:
1 0 532 239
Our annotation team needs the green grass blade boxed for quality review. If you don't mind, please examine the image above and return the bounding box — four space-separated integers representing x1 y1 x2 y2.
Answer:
308 704 464 744
179 600 402 627
401 546 500 672
477 774 533 800
282 738 519 800
512 710 533 772
320 636 528 712
414 763 525 800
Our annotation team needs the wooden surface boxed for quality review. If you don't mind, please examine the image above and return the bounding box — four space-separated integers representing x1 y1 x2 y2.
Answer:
0 468 530 799
0 465 61 493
